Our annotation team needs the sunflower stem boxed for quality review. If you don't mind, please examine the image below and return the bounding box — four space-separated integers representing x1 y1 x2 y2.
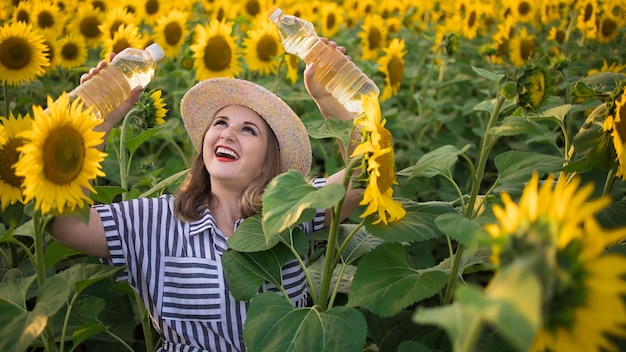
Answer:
443 94 505 305
602 168 618 196
318 157 361 311
119 108 140 201
33 212 57 352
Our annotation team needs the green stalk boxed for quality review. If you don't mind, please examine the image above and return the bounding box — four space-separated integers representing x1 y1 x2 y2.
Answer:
602 168 617 196
60 292 80 352
119 108 140 201
33 213 57 352
318 157 360 311
327 220 364 308
443 95 505 305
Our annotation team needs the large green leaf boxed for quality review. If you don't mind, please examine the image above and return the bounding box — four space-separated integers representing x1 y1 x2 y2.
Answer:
307 257 357 296
56 263 125 294
0 300 48 352
397 144 471 179
307 117 354 149
336 223 384 264
414 260 541 352
348 243 448 317
262 170 345 240
44 241 82 269
493 151 564 191
365 202 455 243
0 275 36 307
244 292 367 352
124 128 161 154
222 243 295 301
435 213 490 246
228 214 280 251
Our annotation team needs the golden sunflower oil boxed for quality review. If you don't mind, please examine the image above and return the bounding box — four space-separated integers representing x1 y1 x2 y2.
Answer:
269 7 379 115
69 43 165 119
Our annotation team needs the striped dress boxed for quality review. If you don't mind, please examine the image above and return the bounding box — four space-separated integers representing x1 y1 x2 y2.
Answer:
95 180 326 352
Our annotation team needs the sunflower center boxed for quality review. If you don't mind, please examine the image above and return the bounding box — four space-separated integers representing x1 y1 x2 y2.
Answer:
544 239 588 332
42 125 86 185
518 1 531 16
205 36 232 71
16 9 29 23
145 0 159 16
368 28 382 50
0 138 26 188
113 40 131 55
61 42 79 60
583 3 594 22
376 126 396 193
520 38 535 61
80 16 102 39
601 17 617 37
37 10 55 29
326 13 336 30
0 37 32 70
164 22 183 46
257 35 278 62
245 0 260 17
109 20 124 37
388 55 404 88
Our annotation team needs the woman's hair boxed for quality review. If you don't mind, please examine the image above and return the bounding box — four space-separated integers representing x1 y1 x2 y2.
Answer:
174 118 282 222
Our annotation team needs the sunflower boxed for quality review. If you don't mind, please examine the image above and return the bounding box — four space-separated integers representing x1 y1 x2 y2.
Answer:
350 92 405 225
57 33 88 70
101 23 143 58
0 21 49 87
39 30 59 71
31 0 65 34
509 26 536 67
242 19 282 77
587 60 626 76
516 63 549 111
66 6 104 49
596 12 621 44
14 93 106 214
604 86 626 178
141 0 171 26
190 19 243 80
485 172 626 351
377 38 406 102
135 89 168 129
318 2 343 38
576 0 599 40
0 113 31 211
153 9 188 58
358 14 386 61
98 6 137 40
510 0 536 23
11 0 31 24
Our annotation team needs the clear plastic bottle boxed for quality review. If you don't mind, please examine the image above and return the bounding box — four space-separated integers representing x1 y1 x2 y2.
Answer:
269 7 379 115
69 43 165 119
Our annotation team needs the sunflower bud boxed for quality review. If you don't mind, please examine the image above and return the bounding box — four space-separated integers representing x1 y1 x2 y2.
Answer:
516 64 549 111
500 81 518 100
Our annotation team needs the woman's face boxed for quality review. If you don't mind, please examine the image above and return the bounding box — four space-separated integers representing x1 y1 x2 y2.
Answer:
202 105 270 189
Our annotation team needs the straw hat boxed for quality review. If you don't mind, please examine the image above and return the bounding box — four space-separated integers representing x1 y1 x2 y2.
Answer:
180 78 312 176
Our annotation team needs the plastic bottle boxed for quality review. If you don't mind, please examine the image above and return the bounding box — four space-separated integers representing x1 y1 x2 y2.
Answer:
69 43 165 119
268 7 379 115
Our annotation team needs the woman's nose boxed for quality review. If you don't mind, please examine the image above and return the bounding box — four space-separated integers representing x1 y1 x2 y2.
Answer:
220 128 234 142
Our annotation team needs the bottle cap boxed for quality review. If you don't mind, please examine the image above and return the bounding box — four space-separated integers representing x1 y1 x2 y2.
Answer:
146 43 165 61
268 6 282 22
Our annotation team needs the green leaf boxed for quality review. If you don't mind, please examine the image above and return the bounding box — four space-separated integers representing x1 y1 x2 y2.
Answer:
124 128 161 155
262 170 345 239
397 145 471 179
91 186 126 204
365 202 455 243
222 243 295 301
471 66 504 83
244 292 367 352
413 300 483 352
493 151 564 189
0 300 48 352
435 213 490 246
139 168 188 198
307 118 354 149
571 72 626 98
489 115 547 137
348 243 448 317
336 224 385 264
308 258 356 296
229 214 280 252
56 263 125 295
398 340 434 352
0 275 37 308
44 241 82 269
72 322 107 350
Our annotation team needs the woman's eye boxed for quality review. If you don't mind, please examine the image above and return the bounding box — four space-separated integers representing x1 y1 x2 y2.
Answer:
213 119 227 127
242 126 257 136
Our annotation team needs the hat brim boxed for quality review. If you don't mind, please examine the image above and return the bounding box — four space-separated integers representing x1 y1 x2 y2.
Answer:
180 78 312 176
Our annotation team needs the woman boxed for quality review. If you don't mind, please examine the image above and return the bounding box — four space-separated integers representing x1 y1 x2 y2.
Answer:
50 41 362 351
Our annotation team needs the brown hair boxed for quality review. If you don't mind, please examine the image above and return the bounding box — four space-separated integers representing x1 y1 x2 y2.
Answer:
174 121 282 222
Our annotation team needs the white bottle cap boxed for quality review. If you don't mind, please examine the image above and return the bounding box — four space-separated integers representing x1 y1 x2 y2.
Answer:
146 43 165 61
269 7 282 22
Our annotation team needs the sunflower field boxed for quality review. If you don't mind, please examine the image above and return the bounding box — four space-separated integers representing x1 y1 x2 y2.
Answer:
2 0 626 351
